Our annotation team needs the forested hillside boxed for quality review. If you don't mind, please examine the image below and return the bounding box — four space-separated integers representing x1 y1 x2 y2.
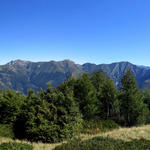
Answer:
0 60 150 93
0 69 150 144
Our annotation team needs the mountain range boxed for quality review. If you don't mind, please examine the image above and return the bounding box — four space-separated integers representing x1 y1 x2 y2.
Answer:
0 59 150 93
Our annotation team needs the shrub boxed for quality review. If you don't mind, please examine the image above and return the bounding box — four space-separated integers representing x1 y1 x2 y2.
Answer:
0 90 25 124
14 88 82 143
54 137 150 150
0 142 33 150
0 124 14 138
82 120 119 134
13 89 60 143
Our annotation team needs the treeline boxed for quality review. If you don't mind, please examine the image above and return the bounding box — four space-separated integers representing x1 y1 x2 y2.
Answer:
0 69 150 143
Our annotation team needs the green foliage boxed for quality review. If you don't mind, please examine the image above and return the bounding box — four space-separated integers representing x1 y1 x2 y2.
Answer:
100 79 119 120
0 90 25 124
0 69 150 143
74 73 98 120
119 69 149 126
14 89 59 142
14 86 82 143
0 124 14 138
92 69 107 92
0 142 33 150
54 137 150 150
91 70 120 121
120 69 138 91
55 87 83 139
143 88 150 110
142 89 150 123
82 120 119 134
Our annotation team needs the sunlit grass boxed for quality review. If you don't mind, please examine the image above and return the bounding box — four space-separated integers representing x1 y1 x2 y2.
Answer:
1 125 150 150
80 125 150 141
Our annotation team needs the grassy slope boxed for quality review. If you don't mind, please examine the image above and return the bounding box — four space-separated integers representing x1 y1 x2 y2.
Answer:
80 125 150 141
1 125 150 150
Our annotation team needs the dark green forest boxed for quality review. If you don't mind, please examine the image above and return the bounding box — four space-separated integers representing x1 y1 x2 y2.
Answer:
0 69 150 143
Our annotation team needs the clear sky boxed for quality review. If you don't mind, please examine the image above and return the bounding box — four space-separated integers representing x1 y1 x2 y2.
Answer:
0 0 150 65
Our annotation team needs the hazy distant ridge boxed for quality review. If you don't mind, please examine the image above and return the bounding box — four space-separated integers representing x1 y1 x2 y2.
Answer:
0 59 150 93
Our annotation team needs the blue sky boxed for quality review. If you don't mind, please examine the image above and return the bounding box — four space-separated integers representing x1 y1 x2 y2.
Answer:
0 0 150 65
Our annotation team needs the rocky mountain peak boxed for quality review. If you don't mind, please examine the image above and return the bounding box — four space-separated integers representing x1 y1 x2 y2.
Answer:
7 59 31 67
0 60 150 94
7 59 29 65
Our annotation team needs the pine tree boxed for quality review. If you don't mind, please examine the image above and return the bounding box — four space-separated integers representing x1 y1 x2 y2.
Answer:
143 88 150 110
14 89 59 142
119 69 149 126
55 85 83 138
92 69 107 92
74 73 98 120
0 89 25 124
100 79 120 120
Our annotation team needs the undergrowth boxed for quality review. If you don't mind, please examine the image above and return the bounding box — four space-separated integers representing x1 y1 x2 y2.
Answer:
0 124 14 139
82 120 119 134
0 142 33 150
54 137 150 150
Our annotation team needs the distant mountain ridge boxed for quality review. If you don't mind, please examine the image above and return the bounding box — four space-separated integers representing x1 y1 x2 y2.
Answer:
0 59 150 93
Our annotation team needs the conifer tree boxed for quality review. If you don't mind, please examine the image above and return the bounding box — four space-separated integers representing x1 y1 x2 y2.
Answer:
100 79 119 120
74 73 98 120
119 69 149 126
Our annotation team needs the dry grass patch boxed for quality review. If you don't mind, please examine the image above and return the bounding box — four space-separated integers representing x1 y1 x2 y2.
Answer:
1 125 150 150
80 124 150 142
0 136 65 150
32 142 66 150
101 125 150 141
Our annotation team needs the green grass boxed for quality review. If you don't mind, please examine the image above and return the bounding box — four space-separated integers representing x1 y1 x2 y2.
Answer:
54 137 150 150
0 124 14 139
82 120 119 134
1 124 150 150
0 142 33 150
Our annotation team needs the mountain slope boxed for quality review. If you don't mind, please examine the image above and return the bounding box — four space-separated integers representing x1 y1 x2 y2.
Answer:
0 60 150 93
82 61 150 88
0 60 83 93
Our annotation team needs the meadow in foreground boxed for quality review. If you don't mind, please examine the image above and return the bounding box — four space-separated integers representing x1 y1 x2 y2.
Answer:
1 125 150 150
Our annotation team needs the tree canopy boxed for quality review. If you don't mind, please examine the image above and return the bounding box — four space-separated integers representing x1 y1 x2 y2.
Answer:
0 69 150 142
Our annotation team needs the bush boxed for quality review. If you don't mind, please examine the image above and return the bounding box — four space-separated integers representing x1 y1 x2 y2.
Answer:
14 88 83 143
54 137 150 150
82 120 119 134
0 90 25 124
0 142 33 150
0 124 14 138
13 90 60 143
